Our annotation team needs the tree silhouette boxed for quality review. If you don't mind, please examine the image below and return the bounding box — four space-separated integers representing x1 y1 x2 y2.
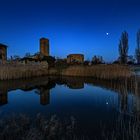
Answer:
92 55 103 64
135 29 140 64
119 31 129 64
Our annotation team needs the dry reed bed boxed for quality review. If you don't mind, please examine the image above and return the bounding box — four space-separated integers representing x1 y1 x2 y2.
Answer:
0 64 49 80
0 64 133 80
61 65 132 80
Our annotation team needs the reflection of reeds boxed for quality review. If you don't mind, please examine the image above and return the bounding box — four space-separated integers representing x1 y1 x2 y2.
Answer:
86 77 136 95
61 65 132 80
100 115 140 140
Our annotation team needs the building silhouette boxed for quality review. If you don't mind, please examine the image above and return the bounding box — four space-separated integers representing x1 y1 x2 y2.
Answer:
67 54 84 64
0 44 7 64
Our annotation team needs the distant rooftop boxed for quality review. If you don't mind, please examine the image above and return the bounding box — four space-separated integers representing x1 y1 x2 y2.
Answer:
67 54 84 56
0 43 8 48
40 38 49 41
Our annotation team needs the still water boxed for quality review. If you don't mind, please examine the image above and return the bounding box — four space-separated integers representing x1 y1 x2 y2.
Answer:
0 76 140 139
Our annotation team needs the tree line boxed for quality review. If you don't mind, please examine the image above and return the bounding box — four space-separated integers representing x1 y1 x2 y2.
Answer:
118 29 140 64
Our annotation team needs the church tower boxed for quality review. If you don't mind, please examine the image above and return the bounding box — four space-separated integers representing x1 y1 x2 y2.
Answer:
40 38 49 56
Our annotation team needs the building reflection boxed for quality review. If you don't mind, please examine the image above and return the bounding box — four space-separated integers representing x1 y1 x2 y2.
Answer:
67 82 84 89
0 77 55 106
0 87 51 106
56 76 84 89
0 91 8 105
38 87 50 105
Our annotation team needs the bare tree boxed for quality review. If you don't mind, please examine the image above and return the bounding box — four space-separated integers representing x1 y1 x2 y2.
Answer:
25 52 31 57
135 29 140 64
119 31 129 64
92 55 104 64
13 55 20 60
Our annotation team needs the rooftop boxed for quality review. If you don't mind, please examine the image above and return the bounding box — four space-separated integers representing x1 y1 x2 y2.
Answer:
40 38 49 41
67 54 84 56
0 43 8 48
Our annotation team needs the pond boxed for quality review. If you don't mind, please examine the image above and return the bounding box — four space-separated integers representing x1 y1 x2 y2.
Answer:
0 76 140 140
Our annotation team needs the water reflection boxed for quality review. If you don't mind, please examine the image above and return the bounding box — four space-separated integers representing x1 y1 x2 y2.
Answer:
0 76 140 113
0 76 140 139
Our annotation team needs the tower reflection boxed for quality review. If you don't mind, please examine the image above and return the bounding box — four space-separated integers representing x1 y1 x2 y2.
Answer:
0 91 8 105
38 87 50 105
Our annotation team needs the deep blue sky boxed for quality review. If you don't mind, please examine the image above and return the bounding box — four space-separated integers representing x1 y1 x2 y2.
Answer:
0 0 140 61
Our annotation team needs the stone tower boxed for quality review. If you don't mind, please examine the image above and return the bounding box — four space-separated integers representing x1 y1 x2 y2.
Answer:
40 38 49 56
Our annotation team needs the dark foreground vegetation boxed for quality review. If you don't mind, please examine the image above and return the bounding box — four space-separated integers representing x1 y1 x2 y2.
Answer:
0 114 140 140
0 114 77 140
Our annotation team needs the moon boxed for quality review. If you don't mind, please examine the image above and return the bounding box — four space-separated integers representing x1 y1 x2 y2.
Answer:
106 32 109 36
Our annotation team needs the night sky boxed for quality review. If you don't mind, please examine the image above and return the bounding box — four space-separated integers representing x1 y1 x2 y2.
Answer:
0 0 140 61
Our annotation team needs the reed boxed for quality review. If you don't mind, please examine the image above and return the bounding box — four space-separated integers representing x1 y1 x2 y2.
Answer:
60 64 132 80
0 64 133 80
100 115 140 140
0 64 49 80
